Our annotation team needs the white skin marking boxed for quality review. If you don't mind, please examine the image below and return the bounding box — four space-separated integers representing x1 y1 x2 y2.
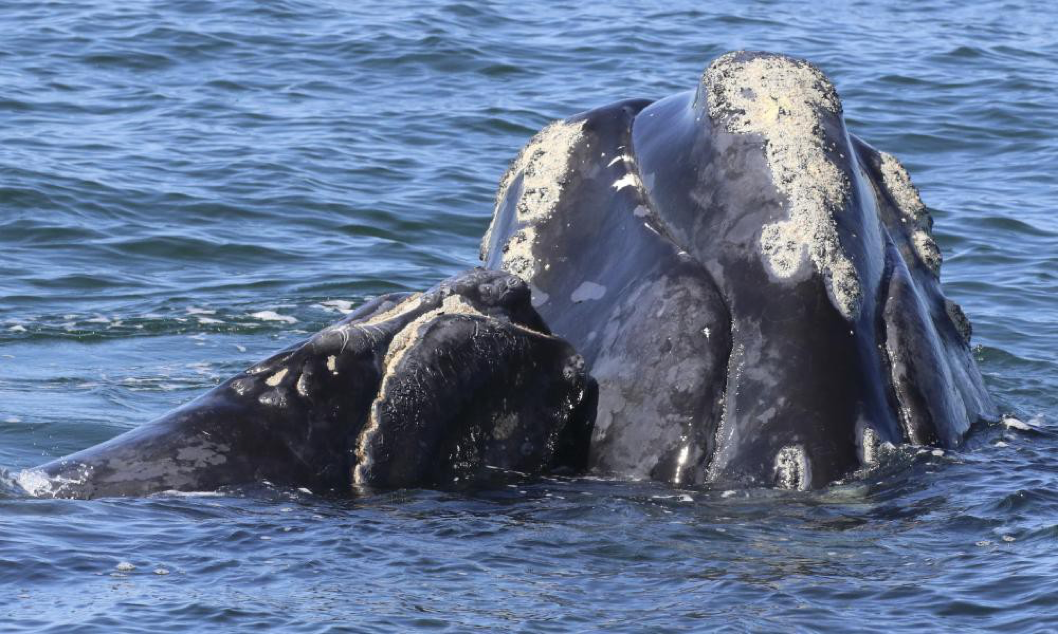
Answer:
570 281 607 303
326 356 338 373
612 173 638 191
265 368 288 387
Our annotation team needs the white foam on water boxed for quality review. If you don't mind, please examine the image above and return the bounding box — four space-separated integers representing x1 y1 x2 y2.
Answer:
317 299 356 314
1002 417 1032 431
15 469 55 497
251 311 297 324
156 490 226 498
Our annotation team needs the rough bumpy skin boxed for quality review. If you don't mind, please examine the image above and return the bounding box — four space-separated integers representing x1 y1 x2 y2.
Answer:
353 313 594 488
18 269 595 499
482 50 996 489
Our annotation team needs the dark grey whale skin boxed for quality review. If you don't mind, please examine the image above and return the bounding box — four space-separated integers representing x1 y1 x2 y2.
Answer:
484 99 732 486
482 51 996 489
27 270 595 499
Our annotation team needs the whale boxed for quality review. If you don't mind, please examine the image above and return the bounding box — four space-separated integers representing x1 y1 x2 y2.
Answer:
17 269 596 498
16 51 996 498
482 50 996 489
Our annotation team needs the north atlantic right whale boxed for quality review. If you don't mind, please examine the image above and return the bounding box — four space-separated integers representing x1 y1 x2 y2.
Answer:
482 50 997 489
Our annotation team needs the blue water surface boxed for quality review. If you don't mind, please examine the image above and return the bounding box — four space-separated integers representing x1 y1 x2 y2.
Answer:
1 1 1056 631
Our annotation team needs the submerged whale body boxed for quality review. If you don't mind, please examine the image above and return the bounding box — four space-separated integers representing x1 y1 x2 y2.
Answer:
18 50 995 498
19 270 595 498
482 50 996 489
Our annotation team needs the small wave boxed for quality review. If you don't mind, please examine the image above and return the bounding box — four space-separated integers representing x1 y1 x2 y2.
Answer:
250 310 297 324
0 469 29 499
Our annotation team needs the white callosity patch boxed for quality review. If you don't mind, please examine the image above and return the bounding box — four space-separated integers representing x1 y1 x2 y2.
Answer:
360 293 423 327
878 152 942 276
705 53 862 320
352 295 486 486
265 368 288 387
484 120 586 280
944 298 973 344
258 389 286 407
229 377 254 396
774 445 811 490
381 295 484 369
860 425 879 466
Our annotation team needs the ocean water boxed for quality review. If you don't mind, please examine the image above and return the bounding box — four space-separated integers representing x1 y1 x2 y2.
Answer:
1 0 1056 630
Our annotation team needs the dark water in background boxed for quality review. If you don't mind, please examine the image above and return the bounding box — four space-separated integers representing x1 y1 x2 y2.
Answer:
1 0 1056 630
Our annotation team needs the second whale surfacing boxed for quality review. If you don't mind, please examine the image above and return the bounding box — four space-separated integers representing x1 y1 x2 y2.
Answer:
18 270 595 498
482 50 996 489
